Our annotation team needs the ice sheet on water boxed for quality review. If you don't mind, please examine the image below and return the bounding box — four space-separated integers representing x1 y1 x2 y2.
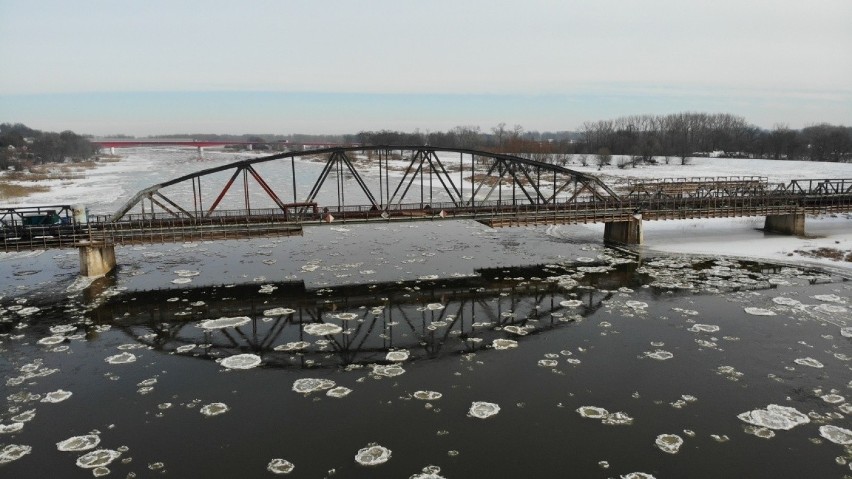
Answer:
303 323 343 336
492 339 518 350
105 352 136 364
326 387 352 398
818 425 852 445
267 458 295 474
644 350 674 360
737 404 810 430
413 391 442 401
41 389 73 403
0 444 31 464
654 434 684 454
220 354 262 370
198 316 252 329
200 402 229 416
794 357 824 368
687 324 720 333
292 378 336 394
772 297 802 307
468 401 500 419
813 294 845 303
355 444 391 466
0 422 24 434
274 341 310 352
744 307 776 316
76 449 121 469
372 364 405 377
815 304 847 314
57 435 100 452
386 350 410 362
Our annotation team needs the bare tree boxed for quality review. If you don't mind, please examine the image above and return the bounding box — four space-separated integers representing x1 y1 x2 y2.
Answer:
595 147 612 169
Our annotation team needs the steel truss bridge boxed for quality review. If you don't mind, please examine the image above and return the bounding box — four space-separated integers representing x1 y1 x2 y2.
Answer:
2 146 851 256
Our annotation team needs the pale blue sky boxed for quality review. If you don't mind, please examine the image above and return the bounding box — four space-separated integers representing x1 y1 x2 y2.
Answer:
1 0 850 135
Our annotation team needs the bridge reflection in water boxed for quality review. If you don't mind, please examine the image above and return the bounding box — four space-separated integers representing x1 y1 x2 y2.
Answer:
86 259 797 369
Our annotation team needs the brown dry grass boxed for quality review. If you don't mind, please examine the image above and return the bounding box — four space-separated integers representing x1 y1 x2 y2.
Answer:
0 183 50 199
794 247 852 262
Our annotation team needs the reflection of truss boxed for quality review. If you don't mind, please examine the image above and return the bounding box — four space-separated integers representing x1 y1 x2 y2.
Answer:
81 258 807 370
93 266 622 369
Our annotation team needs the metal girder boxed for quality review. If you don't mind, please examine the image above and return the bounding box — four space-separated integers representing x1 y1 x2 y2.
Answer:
110 145 620 222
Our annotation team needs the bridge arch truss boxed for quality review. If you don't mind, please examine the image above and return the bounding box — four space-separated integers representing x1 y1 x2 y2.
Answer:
111 146 620 223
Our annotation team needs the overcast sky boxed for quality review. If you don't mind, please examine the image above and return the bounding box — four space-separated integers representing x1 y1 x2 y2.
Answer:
1 0 850 135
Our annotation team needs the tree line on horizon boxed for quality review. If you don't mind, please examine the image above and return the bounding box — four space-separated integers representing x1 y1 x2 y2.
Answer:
2 112 850 169
353 113 851 163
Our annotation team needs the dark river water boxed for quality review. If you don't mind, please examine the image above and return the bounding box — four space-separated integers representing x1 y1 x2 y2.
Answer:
1 219 851 479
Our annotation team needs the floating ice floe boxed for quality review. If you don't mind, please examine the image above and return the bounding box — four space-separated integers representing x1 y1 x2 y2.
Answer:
171 277 192 284
620 473 655 479
841 327 852 338
813 294 845 304
737 404 810 430
818 425 852 445
76 449 122 469
174 270 200 277
772 297 802 307
576 406 633 425
292 378 336 394
16 306 40 316
303 323 343 336
0 422 24 434
175 345 196 353
200 402 229 416
105 352 136 364
410 465 446 479
744 307 776 316
413 391 442 401
37 335 66 346
335 312 359 321
815 304 847 314
355 444 392 466
468 401 500 419
50 324 77 334
326 387 352 398
259 284 277 294
503 325 528 336
274 341 311 352
263 308 295 317
0 444 31 464
198 316 251 329
821 394 845 404
655 434 683 454
11 410 35 422
425 303 445 311
372 364 405 377
793 357 824 368
41 389 73 403
57 435 101 452
267 458 295 474
219 354 262 370
559 300 582 308
385 350 410 362
492 339 518 350
644 350 674 361
625 301 648 310
687 324 720 333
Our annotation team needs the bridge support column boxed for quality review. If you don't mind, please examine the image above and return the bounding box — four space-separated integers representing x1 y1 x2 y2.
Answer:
109 147 115 155
764 209 805 236
78 242 116 277
604 215 643 245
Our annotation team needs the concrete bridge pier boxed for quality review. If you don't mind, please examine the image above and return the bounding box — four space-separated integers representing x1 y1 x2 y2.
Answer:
604 215 643 245
764 208 805 236
78 242 116 277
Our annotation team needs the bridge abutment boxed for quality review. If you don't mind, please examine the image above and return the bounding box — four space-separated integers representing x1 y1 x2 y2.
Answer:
78 242 116 277
764 209 805 236
604 215 643 245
